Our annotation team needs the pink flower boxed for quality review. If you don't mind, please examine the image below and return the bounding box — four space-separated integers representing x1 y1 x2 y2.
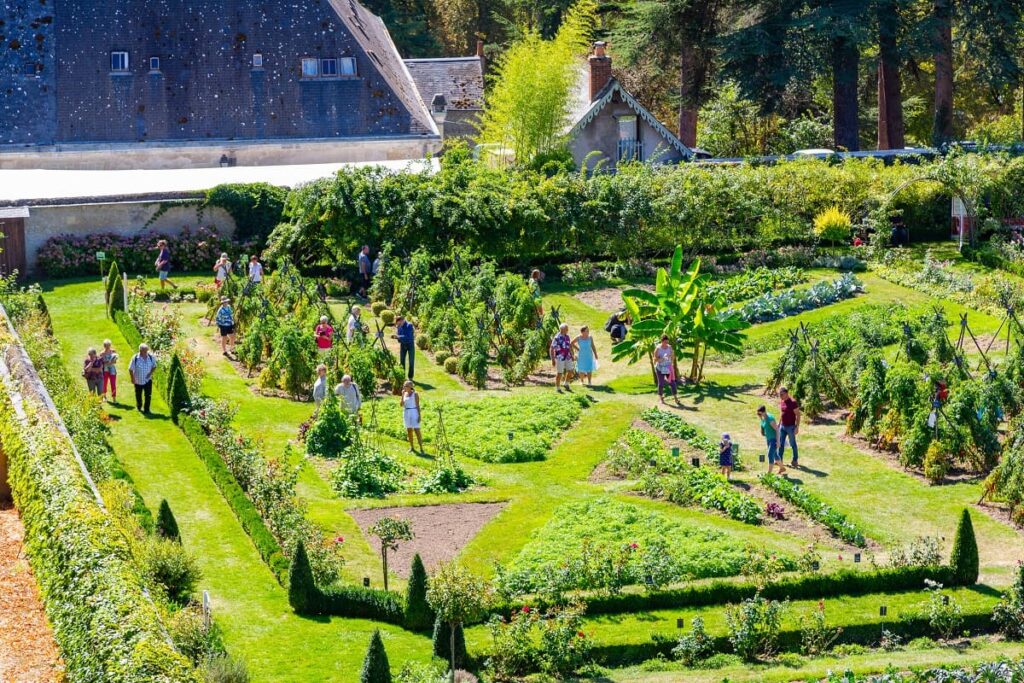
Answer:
629 542 639 550
521 605 530 614
838 554 843 561
334 536 345 544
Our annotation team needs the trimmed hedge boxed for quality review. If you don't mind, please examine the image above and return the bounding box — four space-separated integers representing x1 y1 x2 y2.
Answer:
404 554 434 631
179 415 289 583
495 566 963 619
166 353 191 422
586 603 998 668
288 540 406 624
0 377 200 681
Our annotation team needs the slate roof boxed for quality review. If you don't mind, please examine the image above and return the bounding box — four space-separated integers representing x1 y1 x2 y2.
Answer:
404 57 485 111
568 77 693 160
330 0 437 134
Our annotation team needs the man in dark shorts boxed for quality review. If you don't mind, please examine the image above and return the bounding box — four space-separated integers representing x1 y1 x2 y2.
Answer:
778 386 801 468
215 297 235 356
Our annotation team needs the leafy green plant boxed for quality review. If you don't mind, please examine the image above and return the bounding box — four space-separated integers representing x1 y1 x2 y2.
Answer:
813 205 853 247
799 600 842 655
360 630 392 683
305 394 355 458
734 274 862 324
427 562 491 678
759 473 867 547
672 616 713 665
405 554 435 631
993 561 1024 639
923 579 963 640
143 536 202 604
268 325 316 399
369 517 414 592
329 447 404 498
725 593 788 661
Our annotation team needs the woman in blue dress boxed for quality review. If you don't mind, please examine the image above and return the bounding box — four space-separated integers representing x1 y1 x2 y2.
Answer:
573 326 598 386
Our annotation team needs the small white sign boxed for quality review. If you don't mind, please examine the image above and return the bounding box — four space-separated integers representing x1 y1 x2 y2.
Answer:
96 251 106 260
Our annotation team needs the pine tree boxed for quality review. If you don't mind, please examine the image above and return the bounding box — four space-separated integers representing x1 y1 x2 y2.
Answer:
404 554 434 631
359 630 392 683
166 354 191 422
950 508 979 585
156 499 181 542
288 540 320 614
109 273 126 317
431 616 466 669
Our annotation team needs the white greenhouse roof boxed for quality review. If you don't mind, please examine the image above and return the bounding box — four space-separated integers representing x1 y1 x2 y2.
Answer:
0 158 438 204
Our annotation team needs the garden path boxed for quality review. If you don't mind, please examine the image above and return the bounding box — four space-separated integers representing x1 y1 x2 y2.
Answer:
42 280 434 682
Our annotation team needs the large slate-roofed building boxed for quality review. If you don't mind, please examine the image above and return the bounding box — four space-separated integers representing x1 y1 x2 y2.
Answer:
0 0 442 168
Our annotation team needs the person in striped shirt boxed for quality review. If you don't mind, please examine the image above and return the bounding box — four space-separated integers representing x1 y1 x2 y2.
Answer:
215 297 235 357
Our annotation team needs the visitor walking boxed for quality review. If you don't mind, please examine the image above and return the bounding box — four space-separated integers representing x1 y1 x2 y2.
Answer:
654 335 678 403
335 374 363 417
215 297 235 356
358 245 372 296
719 433 733 480
757 405 786 475
572 326 598 386
82 347 104 396
155 239 177 290
213 252 232 288
530 269 543 317
550 323 575 393
400 380 423 453
100 339 118 403
248 255 264 284
128 343 157 414
346 306 363 343
315 315 334 354
394 314 415 381
312 364 329 407
778 386 801 468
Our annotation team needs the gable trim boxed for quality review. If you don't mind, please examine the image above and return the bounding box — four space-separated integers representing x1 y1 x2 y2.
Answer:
568 79 692 160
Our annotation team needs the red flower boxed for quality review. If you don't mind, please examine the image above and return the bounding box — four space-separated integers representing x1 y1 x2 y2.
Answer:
838 554 843 561
521 605 530 614
577 631 585 638
334 536 345 544
629 542 639 550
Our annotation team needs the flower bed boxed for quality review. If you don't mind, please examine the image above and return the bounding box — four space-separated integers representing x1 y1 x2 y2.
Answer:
608 429 761 524
733 273 863 324
373 393 590 463
760 473 867 547
36 226 254 279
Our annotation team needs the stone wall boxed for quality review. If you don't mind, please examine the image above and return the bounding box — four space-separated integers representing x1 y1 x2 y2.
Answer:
0 136 441 170
23 202 235 271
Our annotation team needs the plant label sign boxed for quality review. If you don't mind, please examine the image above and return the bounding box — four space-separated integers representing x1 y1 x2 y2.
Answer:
691 457 700 468
671 446 680 458
96 251 106 261
879 605 888 617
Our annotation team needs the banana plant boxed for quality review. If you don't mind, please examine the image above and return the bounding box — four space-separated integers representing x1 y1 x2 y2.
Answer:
611 246 748 384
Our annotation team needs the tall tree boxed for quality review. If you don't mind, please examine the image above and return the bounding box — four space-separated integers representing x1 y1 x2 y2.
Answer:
876 0 906 149
614 0 726 147
931 0 955 144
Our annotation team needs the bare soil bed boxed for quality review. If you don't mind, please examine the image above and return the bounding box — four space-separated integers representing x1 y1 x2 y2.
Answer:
349 502 506 577
574 287 628 313
0 506 63 683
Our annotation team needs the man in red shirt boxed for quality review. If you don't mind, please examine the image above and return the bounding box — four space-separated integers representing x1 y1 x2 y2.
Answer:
778 386 801 468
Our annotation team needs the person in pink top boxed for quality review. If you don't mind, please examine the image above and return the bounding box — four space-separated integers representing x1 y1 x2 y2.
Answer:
315 316 334 354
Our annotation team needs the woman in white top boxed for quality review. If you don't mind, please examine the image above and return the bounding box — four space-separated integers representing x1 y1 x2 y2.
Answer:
400 380 423 453
213 253 232 287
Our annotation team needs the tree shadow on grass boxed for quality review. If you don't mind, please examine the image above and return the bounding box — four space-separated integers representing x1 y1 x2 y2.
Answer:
680 381 761 405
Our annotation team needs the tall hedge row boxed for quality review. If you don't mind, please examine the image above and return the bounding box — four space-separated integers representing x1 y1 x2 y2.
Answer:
0 383 200 681
271 149 1024 266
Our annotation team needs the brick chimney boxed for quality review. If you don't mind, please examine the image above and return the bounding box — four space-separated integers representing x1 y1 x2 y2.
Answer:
588 41 612 101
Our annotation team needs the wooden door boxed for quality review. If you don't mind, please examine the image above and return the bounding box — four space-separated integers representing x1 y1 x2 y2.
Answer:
0 218 27 278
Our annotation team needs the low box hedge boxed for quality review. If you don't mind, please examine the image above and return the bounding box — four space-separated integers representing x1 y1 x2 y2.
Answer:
574 566 961 618
319 585 407 625
586 604 997 668
0 374 201 681
179 415 289 584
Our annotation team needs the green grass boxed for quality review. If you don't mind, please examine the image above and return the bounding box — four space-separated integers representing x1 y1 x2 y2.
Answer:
35 247 1024 681
41 280 434 682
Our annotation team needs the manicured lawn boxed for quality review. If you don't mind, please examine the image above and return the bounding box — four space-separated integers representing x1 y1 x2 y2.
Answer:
42 280 434 682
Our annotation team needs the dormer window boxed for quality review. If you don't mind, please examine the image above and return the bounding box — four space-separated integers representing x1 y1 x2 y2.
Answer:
110 51 129 72
339 57 357 76
149 56 161 72
252 53 263 68
321 58 338 77
301 58 319 78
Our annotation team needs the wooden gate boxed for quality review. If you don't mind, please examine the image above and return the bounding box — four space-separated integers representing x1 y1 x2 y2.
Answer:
0 207 28 278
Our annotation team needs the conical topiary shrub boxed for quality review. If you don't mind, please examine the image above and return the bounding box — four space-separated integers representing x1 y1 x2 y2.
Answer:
166 354 190 422
431 616 466 669
288 540 319 614
359 629 392 683
404 554 434 631
106 260 120 298
950 508 979 585
156 498 181 542
109 273 126 317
